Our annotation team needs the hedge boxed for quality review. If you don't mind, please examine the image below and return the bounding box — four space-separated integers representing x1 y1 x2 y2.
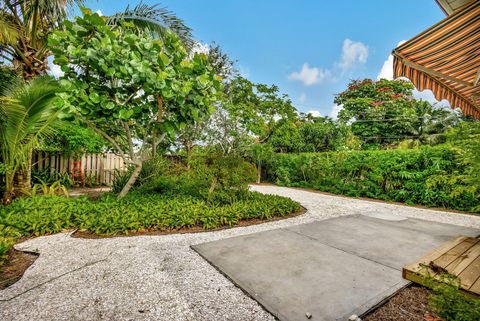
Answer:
266 145 479 212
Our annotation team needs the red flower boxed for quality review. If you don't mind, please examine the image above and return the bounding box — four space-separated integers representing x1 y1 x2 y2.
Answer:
391 93 403 99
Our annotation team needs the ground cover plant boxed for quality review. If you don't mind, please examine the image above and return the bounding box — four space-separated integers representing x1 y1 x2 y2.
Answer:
267 145 479 212
0 156 300 265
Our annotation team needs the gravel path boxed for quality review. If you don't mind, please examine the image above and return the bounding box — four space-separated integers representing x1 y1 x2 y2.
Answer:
1 185 479 321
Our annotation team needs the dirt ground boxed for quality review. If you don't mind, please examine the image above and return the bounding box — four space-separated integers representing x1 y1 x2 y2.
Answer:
364 285 441 321
0 250 38 290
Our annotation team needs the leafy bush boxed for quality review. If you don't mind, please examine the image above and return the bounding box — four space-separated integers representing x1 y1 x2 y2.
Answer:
112 167 134 194
32 167 73 187
0 191 300 262
424 273 480 321
267 145 479 212
132 155 256 199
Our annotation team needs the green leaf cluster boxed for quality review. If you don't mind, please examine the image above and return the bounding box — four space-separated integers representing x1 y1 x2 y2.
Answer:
49 7 222 145
422 273 480 321
267 145 479 212
0 190 299 265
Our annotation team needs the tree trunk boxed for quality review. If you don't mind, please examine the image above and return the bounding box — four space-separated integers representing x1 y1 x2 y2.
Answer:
118 161 142 198
13 147 33 196
256 161 261 184
186 141 193 170
151 95 164 157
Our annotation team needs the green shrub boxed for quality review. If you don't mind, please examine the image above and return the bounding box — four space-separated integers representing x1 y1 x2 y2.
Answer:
0 191 300 264
135 155 256 200
267 145 479 212
424 273 480 321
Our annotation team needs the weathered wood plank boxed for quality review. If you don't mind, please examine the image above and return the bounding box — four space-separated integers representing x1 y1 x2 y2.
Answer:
457 255 480 290
434 238 479 270
404 236 467 273
447 239 480 276
470 276 480 294
404 236 480 297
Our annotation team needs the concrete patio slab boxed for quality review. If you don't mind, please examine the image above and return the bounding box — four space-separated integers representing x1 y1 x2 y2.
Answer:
287 215 479 270
192 215 479 321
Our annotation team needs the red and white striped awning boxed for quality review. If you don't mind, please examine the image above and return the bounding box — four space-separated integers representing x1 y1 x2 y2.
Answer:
393 0 480 118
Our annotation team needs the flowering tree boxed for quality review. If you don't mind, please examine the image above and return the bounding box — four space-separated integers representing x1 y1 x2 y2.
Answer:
334 79 417 148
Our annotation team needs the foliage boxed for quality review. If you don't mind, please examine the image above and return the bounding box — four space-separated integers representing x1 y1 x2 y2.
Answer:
267 145 479 212
268 119 303 153
0 64 16 95
30 180 69 197
134 155 256 198
423 273 480 321
335 79 418 148
399 101 461 148
106 1 193 48
112 167 134 194
0 0 83 79
247 143 274 183
32 167 73 188
432 121 480 212
50 8 222 196
225 76 297 141
38 122 106 156
0 189 300 264
0 76 60 202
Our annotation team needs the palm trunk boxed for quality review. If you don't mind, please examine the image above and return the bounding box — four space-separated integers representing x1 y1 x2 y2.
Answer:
13 147 33 196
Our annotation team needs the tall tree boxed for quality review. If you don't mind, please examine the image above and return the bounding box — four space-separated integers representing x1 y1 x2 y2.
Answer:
335 79 417 148
50 9 221 197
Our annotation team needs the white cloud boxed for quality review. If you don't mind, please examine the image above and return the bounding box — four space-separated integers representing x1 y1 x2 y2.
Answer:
377 40 406 80
307 110 322 117
95 10 103 16
413 89 451 108
299 92 307 103
288 63 330 86
329 104 343 119
338 39 368 72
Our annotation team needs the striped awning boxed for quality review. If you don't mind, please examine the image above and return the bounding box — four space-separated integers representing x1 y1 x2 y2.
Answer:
393 0 480 119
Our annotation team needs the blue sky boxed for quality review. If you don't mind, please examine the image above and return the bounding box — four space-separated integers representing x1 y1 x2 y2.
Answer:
82 0 446 117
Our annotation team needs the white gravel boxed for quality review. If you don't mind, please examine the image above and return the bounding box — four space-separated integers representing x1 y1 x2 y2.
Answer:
1 185 479 321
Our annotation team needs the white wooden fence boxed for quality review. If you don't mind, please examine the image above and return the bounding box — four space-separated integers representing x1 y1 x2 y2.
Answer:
32 152 127 186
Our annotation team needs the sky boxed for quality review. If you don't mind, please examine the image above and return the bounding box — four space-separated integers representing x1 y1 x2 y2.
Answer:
81 0 447 118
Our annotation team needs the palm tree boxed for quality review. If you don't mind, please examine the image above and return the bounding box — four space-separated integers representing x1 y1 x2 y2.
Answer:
0 1 193 80
107 2 193 48
0 0 84 80
401 101 460 148
0 76 59 203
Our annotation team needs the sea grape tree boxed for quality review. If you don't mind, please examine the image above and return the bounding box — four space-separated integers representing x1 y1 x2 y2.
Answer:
49 8 221 197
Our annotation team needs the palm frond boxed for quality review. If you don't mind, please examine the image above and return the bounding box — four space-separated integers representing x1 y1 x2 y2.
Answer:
0 11 19 45
107 1 193 48
0 76 59 175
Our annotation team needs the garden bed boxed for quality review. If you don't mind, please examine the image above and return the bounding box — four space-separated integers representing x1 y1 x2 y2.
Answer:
0 190 301 270
72 205 306 239
0 249 38 290
364 285 439 321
